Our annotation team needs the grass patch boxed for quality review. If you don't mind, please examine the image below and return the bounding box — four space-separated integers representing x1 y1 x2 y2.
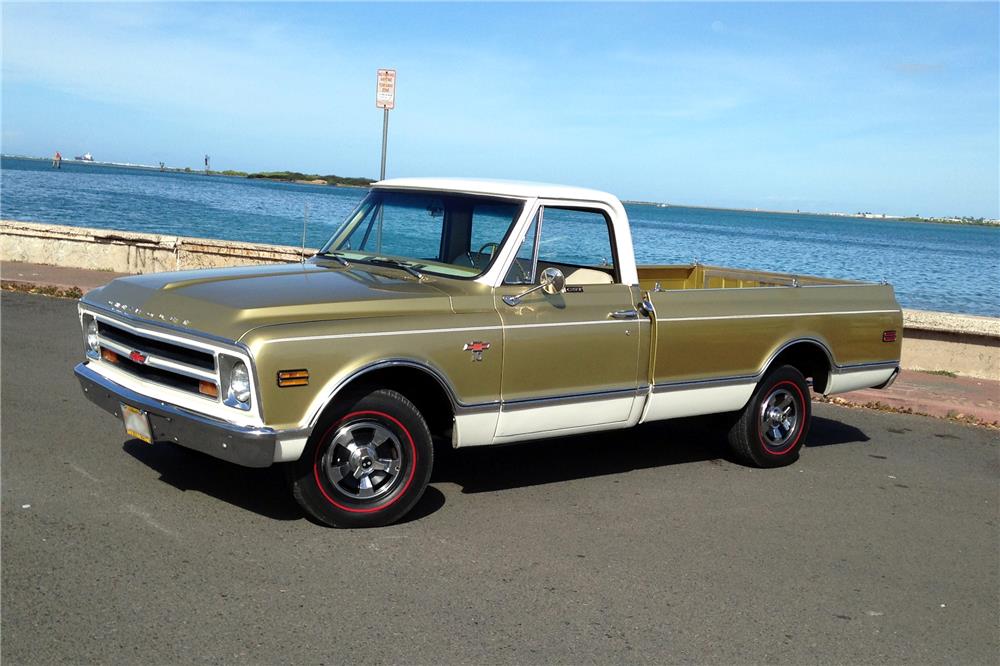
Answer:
918 369 958 378
2 281 83 299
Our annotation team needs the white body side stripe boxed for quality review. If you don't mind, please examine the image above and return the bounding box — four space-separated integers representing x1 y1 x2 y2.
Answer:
825 367 896 395
641 383 756 423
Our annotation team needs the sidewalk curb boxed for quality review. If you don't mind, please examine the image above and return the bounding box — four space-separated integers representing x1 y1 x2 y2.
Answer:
815 393 999 429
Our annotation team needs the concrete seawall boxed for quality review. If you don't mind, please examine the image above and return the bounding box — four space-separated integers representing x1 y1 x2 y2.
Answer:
0 219 313 272
3 219 998 380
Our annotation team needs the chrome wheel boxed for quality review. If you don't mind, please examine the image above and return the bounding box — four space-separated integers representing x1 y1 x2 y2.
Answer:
320 420 403 500
759 388 798 452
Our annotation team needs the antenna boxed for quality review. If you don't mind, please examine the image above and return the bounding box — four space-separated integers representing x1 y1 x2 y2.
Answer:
301 203 309 263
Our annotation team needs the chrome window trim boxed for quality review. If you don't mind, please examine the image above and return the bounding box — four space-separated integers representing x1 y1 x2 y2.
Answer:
529 207 543 283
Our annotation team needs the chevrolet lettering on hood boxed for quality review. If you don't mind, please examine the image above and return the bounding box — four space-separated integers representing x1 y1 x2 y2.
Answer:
107 300 192 327
74 178 903 529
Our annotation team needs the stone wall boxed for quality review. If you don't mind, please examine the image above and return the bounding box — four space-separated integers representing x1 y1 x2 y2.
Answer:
0 220 314 273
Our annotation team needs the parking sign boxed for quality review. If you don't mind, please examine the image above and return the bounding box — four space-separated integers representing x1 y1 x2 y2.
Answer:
376 69 396 110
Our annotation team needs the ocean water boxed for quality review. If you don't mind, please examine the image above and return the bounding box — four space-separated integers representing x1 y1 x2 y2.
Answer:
2 156 998 316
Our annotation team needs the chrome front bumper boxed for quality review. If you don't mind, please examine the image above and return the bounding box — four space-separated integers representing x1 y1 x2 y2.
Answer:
75 362 278 467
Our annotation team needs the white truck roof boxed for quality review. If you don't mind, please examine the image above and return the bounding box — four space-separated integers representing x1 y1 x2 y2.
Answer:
375 177 621 207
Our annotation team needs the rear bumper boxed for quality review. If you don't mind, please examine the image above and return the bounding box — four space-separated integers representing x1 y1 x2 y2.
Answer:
874 366 901 390
75 362 278 467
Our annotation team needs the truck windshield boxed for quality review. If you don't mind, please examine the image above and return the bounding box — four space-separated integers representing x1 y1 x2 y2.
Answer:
319 190 524 278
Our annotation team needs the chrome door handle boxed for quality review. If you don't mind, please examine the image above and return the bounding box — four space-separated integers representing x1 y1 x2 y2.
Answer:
609 309 639 320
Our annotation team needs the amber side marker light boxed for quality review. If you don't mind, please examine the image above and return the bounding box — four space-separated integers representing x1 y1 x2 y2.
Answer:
199 381 219 398
277 369 309 387
101 348 120 364
882 330 898 343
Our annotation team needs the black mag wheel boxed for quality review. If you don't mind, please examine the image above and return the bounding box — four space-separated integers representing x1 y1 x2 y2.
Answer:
758 386 801 455
319 420 404 501
289 389 433 528
728 365 811 468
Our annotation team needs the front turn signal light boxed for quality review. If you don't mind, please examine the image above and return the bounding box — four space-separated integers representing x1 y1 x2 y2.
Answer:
101 348 120 364
199 381 219 398
277 369 309 387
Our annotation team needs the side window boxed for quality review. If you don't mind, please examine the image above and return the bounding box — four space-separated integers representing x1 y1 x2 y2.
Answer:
536 207 616 284
503 212 538 284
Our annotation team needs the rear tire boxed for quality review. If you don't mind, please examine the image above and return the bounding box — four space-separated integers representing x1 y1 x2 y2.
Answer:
288 389 433 528
728 365 811 468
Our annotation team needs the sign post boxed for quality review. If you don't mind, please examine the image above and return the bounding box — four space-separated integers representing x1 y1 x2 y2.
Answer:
376 69 396 181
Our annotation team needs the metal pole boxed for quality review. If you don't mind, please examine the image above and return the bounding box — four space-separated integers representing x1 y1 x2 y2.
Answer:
301 203 309 264
379 108 389 181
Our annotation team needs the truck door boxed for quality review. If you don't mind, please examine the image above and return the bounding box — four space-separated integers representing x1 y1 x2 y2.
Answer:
494 204 643 439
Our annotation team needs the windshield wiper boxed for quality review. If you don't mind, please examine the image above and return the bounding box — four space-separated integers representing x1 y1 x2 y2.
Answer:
313 250 351 268
362 257 424 279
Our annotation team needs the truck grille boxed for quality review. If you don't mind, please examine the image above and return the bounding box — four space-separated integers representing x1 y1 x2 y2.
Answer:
96 320 217 397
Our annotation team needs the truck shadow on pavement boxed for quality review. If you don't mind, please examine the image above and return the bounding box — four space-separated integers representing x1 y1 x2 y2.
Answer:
434 414 870 494
123 440 305 521
120 414 866 521
121 439 447 524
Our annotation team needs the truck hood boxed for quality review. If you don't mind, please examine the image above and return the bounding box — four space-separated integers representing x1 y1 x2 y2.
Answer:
83 262 455 342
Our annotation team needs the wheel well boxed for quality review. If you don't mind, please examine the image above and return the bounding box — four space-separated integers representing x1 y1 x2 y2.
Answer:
766 341 831 393
326 366 455 440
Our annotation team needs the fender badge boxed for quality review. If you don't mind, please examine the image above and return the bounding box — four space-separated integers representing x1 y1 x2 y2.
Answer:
462 341 491 362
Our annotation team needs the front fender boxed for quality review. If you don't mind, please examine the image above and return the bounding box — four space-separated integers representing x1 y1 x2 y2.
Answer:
241 313 503 432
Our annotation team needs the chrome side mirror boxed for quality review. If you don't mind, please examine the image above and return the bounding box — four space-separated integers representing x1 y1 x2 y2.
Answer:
503 267 566 306
540 267 565 294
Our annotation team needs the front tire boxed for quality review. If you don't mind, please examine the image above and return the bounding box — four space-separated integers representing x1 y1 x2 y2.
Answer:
728 365 811 468
289 389 433 528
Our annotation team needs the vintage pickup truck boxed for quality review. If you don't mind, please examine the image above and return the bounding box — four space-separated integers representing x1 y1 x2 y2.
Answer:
75 179 903 527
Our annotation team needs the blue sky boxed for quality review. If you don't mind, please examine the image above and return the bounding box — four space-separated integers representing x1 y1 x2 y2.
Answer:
2 2 998 217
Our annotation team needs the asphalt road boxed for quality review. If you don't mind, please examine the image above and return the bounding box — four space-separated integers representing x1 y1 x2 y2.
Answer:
2 291 997 664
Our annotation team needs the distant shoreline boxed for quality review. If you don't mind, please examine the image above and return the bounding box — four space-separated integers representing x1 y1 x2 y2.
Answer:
4 154 995 225
1 155 374 189
621 200 999 227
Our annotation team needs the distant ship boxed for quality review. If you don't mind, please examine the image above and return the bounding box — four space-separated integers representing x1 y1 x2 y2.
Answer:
74 153 94 162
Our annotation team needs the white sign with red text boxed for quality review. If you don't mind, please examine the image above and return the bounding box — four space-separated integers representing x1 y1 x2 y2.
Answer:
376 69 396 110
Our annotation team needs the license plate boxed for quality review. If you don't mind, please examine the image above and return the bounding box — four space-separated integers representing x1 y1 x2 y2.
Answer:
121 403 153 444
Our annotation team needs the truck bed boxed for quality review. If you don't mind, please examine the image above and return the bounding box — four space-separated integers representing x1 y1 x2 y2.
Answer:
636 263 901 414
638 264 859 291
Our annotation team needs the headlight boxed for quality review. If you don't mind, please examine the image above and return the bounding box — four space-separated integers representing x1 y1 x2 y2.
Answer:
229 361 251 403
86 318 99 353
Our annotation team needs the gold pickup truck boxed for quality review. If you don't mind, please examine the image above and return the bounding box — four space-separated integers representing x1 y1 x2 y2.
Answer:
75 179 902 527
